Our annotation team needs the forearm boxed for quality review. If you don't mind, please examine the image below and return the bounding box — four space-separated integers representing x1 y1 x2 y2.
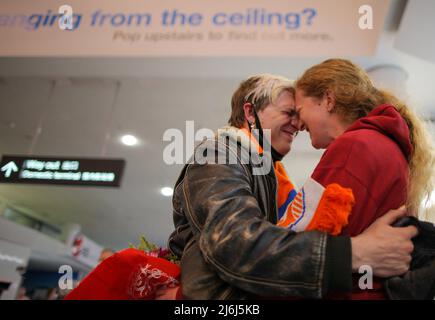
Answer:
200 218 332 298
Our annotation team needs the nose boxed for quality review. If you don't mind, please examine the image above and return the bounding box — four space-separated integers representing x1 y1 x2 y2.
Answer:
294 105 306 131
298 120 306 131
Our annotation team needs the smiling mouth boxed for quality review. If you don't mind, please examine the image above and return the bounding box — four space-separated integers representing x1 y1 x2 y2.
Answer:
282 129 295 138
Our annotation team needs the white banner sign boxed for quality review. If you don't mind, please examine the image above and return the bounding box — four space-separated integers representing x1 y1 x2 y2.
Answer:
71 233 103 267
0 0 389 56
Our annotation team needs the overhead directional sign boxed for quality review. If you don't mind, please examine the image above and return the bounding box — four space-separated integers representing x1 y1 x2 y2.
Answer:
1 161 18 178
0 155 125 187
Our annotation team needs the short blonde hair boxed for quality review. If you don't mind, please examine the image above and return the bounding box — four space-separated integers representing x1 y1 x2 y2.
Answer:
229 74 294 127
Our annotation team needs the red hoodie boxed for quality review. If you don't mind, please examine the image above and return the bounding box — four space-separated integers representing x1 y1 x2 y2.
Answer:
312 104 412 299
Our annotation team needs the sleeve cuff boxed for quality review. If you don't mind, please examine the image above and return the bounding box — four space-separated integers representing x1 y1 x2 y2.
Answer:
322 235 353 295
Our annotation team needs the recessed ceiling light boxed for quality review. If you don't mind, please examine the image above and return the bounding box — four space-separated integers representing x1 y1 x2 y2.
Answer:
121 134 138 146
160 187 174 197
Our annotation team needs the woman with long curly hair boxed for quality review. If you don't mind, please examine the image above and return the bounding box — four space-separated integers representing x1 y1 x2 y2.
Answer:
281 58 435 298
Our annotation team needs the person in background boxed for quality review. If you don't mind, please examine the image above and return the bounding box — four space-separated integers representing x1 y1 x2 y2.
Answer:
16 286 30 300
99 248 115 263
46 287 59 300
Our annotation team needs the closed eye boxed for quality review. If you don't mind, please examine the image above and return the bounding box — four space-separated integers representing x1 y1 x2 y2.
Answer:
284 110 298 118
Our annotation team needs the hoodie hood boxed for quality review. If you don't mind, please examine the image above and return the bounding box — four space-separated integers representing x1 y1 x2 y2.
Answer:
345 104 413 160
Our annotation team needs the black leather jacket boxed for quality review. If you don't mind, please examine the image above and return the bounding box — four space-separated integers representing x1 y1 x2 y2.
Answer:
168 127 352 299
385 216 435 299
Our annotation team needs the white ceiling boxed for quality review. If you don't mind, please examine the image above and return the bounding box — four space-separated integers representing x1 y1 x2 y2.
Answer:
0 0 434 250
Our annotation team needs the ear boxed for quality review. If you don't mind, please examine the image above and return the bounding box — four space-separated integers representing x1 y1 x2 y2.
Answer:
242 103 255 125
324 89 336 112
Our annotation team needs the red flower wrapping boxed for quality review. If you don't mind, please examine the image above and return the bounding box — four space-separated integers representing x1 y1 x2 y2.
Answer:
65 248 180 300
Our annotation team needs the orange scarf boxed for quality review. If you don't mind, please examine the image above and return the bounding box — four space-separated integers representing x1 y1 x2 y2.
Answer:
242 128 354 235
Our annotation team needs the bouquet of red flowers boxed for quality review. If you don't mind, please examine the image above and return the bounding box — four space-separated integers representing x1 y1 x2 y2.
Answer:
65 236 181 300
129 236 179 264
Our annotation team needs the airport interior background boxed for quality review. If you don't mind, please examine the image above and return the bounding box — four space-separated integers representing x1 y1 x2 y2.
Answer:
0 0 434 300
